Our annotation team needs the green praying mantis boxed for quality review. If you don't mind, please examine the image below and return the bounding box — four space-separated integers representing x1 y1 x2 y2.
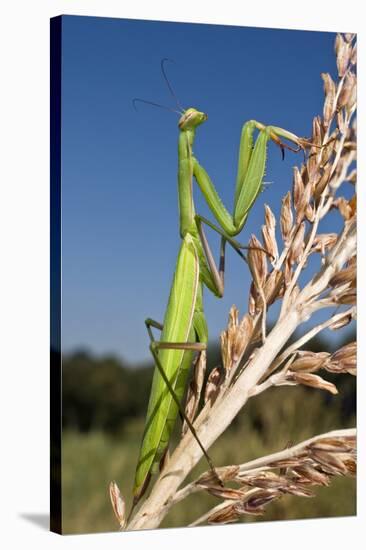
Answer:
131 60 306 507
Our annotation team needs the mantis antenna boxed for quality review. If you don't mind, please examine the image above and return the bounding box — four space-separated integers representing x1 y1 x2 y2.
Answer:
132 58 185 115
160 58 185 113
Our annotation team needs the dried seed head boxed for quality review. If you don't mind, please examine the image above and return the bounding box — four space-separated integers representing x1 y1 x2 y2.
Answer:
313 163 332 201
281 192 293 245
109 481 126 529
321 73 336 128
286 371 338 395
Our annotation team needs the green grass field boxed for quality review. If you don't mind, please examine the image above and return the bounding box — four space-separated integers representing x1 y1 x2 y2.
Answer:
62 386 356 534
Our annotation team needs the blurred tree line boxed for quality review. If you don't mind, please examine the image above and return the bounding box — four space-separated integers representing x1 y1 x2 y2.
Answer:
62 328 355 436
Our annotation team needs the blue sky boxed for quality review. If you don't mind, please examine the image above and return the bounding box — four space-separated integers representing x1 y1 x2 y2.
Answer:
60 15 349 363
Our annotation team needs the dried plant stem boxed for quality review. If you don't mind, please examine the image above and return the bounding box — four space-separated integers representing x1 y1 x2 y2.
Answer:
127 219 355 531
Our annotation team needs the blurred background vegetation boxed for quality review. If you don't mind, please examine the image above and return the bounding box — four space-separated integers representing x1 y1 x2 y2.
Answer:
61 328 355 534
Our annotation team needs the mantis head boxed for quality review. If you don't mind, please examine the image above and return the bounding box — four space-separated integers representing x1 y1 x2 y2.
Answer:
179 108 208 130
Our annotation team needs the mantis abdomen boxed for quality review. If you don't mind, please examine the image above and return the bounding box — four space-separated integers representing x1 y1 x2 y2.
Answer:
133 234 201 499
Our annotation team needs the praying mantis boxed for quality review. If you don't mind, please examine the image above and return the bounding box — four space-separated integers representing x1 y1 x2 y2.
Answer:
131 60 305 507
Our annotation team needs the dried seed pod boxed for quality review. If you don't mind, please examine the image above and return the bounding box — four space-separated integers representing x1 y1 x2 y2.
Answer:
350 43 357 66
329 311 354 330
334 289 356 306
313 163 332 201
205 485 247 501
309 438 353 453
268 458 304 469
321 73 336 128
281 484 315 498
337 110 346 133
329 342 356 375
311 233 338 254
286 371 338 395
262 204 278 262
289 222 306 265
305 203 315 223
343 456 356 476
207 503 237 524
248 284 257 316
312 116 323 147
334 196 357 221
263 269 284 307
346 168 356 184
242 471 284 490
292 167 305 213
248 234 268 290
221 306 254 371
311 450 349 475
329 264 356 288
109 481 126 529
292 465 330 486
281 192 293 246
204 366 224 405
290 351 330 373
338 72 357 111
283 257 293 286
235 489 279 516
295 182 312 224
345 72 357 114
335 34 352 77
196 465 240 486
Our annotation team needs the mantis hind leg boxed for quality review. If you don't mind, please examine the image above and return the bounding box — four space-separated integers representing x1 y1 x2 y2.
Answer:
144 312 222 487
